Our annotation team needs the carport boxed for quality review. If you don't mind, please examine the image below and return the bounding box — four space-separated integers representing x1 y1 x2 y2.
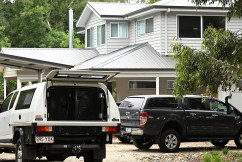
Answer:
0 48 99 98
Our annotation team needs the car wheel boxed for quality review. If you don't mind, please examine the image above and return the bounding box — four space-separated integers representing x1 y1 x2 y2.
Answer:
133 138 153 150
118 137 131 143
159 129 180 152
235 131 242 148
211 140 229 147
15 138 32 162
46 154 67 161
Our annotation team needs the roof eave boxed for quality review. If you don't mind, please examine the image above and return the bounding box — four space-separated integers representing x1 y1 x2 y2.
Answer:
0 53 73 71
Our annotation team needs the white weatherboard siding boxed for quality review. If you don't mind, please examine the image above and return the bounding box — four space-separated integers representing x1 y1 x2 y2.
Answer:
135 13 162 54
85 13 107 54
129 20 136 45
106 21 130 53
227 17 242 33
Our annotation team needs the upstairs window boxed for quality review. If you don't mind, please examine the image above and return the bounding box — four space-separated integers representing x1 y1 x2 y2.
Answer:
97 24 105 45
137 17 154 36
178 16 225 38
178 16 201 38
111 22 128 38
87 27 94 47
203 16 225 32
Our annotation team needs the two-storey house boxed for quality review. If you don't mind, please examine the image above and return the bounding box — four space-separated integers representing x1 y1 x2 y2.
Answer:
75 0 242 106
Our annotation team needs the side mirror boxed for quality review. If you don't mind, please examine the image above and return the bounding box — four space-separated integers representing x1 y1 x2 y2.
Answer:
225 95 232 105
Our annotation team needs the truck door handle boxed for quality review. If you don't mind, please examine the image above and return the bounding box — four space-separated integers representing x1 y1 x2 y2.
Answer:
19 115 21 120
190 113 196 116
212 114 218 117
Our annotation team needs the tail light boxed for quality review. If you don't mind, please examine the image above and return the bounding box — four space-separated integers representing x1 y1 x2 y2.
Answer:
102 126 117 133
140 112 148 126
36 126 52 132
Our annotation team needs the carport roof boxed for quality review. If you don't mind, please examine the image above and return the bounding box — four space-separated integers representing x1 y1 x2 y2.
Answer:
0 48 99 71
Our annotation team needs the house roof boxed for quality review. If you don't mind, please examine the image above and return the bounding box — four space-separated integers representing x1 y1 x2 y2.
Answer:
0 48 99 71
153 0 225 7
77 1 229 27
76 2 148 27
73 43 176 70
127 0 228 19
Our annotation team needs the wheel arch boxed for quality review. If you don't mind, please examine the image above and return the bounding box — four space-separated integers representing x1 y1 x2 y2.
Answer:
13 128 23 144
160 121 183 138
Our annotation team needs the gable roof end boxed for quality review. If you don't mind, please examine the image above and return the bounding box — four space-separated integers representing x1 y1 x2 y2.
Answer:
76 2 148 28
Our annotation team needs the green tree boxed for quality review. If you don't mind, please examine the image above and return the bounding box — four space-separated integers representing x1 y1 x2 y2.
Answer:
191 0 242 17
172 27 242 97
39 29 83 48
0 26 11 48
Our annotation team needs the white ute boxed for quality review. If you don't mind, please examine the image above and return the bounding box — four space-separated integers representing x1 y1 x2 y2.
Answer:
0 70 120 162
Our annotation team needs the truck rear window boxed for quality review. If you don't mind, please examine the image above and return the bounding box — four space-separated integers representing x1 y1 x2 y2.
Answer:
146 97 178 109
119 97 145 109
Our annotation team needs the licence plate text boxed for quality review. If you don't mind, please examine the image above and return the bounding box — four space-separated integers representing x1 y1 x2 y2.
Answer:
35 136 54 143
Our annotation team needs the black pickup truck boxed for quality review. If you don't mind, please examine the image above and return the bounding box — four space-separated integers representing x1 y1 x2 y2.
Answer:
118 95 242 152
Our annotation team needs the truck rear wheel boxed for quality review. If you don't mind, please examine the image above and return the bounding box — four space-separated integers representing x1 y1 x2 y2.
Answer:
133 138 153 150
159 129 180 152
15 139 32 162
211 140 229 147
84 152 103 162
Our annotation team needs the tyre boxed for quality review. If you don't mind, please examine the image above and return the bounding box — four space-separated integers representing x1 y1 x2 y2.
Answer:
118 137 131 143
235 131 242 149
46 154 67 161
84 152 103 162
133 138 153 150
211 140 229 147
159 129 180 152
15 138 32 162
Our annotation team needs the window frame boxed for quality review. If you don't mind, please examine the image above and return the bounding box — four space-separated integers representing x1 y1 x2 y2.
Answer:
177 14 227 39
208 99 228 113
167 80 175 90
110 22 128 39
97 24 106 46
15 88 36 110
86 27 94 48
137 17 154 36
129 80 156 89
